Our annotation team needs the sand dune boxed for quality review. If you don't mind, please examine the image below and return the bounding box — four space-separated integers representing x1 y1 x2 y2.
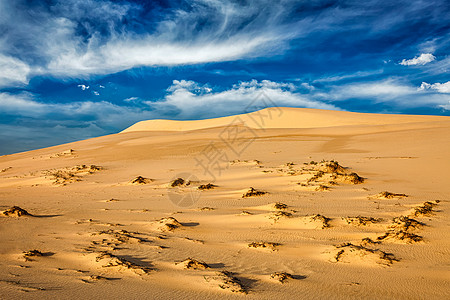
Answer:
122 107 449 132
0 107 449 299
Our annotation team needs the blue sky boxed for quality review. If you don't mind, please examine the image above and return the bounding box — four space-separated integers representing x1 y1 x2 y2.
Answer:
1 0 449 155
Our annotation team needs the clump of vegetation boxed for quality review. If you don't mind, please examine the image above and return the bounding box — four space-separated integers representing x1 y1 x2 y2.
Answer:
273 202 288 210
377 231 423 243
177 258 210 270
1 167 12 173
307 171 325 183
171 178 185 187
344 216 382 226
334 249 345 262
240 211 252 215
95 251 152 275
131 176 152 184
344 172 364 184
248 242 281 251
269 211 293 222
360 237 381 246
242 187 267 198
23 250 44 261
48 170 79 185
45 164 102 185
270 272 295 283
376 216 425 243
389 216 424 231
74 165 102 173
88 275 108 281
157 217 182 231
198 183 217 190
315 184 330 191
199 207 215 211
2 206 32 217
334 243 398 265
94 229 148 244
377 191 408 199
204 271 247 294
413 201 437 217
310 214 331 228
324 160 346 173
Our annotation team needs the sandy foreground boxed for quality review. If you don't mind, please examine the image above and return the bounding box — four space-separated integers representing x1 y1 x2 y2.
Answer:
0 107 449 299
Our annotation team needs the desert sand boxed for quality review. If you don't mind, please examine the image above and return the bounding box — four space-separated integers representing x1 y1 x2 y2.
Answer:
0 107 449 299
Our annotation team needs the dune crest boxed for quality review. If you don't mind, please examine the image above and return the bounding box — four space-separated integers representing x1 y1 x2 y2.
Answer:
122 107 448 133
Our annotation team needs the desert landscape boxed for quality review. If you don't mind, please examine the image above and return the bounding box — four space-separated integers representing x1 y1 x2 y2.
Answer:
0 107 449 299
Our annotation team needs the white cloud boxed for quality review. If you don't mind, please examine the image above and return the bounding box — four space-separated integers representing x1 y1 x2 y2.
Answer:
319 79 450 109
0 80 338 129
124 97 139 102
300 83 315 91
0 54 31 87
329 79 415 100
399 53 435 66
312 70 384 83
148 79 338 119
419 81 450 93
0 92 153 129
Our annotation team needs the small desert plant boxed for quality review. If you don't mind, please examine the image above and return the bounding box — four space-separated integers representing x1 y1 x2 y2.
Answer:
2 206 32 217
248 242 280 251
270 272 295 283
177 258 210 270
413 201 437 217
345 172 364 184
344 216 382 226
377 191 408 199
171 178 185 187
198 183 217 190
242 187 267 198
310 214 331 228
131 176 151 184
273 202 288 210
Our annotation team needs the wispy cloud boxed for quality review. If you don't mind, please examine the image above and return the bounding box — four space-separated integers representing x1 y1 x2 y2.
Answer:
0 54 31 87
325 79 450 109
0 0 308 78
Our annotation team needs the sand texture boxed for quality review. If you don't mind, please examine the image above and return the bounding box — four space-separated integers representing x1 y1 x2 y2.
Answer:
0 107 449 299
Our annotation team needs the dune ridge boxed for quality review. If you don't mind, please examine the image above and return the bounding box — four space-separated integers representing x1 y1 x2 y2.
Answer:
122 107 449 133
